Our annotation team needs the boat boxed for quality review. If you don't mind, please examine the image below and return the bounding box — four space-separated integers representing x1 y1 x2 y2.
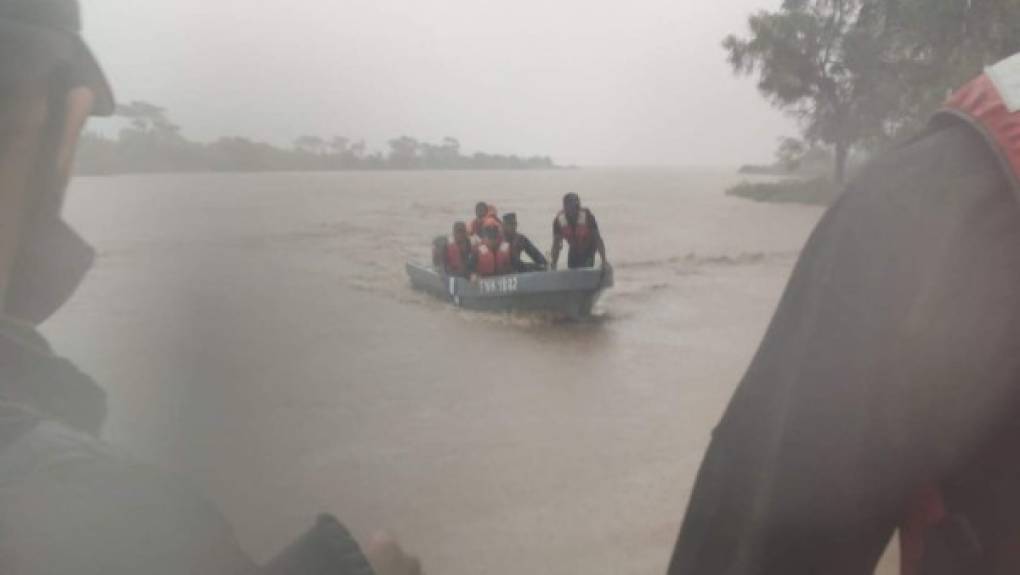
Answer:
406 263 613 318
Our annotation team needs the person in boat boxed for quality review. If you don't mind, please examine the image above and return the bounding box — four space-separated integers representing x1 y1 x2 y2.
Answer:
501 212 547 273
668 52 1020 575
431 235 447 269
468 201 501 238
550 192 607 270
0 1 421 573
438 221 476 277
472 223 512 278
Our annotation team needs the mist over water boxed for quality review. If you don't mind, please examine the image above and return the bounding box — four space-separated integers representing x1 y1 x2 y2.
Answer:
45 170 824 574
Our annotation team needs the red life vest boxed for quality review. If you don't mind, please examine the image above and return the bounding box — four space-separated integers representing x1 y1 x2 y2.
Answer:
899 485 949 575
475 242 512 276
444 236 470 275
470 217 502 237
556 209 593 250
937 53 1020 192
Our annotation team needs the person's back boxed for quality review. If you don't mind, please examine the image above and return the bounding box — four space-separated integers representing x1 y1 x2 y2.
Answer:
668 54 1020 575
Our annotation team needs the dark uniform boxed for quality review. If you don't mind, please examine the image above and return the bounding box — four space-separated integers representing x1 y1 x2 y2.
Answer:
669 55 1020 575
506 233 547 272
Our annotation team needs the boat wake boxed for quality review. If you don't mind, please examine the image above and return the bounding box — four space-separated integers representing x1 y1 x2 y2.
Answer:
614 250 799 272
270 217 802 328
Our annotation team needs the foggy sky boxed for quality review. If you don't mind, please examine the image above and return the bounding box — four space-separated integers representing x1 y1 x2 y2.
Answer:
83 0 790 167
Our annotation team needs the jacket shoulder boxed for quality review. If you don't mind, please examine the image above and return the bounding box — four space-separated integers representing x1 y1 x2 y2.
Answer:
849 123 1008 208
0 416 255 574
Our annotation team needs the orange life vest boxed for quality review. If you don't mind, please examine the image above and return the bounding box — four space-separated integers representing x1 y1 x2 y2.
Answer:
444 236 470 276
556 209 593 250
475 242 512 276
470 217 502 238
469 205 502 237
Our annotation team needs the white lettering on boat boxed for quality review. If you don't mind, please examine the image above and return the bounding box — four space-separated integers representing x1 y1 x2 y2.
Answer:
478 276 519 295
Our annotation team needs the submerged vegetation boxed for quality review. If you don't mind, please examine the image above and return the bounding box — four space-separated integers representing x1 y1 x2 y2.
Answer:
726 0 1020 204
76 102 558 175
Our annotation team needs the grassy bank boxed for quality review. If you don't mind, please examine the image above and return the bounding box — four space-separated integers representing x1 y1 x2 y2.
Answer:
725 177 839 206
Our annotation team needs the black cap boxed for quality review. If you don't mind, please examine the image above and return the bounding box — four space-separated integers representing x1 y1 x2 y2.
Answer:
563 192 580 205
502 212 517 224
0 0 115 116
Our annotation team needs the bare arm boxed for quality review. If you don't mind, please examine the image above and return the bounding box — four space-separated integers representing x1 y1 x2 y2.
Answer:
550 216 563 269
589 211 607 266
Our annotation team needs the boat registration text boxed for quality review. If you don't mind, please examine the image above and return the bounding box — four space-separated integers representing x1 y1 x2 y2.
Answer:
479 276 519 295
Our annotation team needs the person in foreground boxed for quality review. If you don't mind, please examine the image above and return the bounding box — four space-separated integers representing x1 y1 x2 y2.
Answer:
0 1 420 573
669 53 1020 575
550 193 606 270
500 212 547 273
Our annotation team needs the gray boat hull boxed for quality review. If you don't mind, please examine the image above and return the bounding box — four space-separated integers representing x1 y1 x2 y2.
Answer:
406 263 613 318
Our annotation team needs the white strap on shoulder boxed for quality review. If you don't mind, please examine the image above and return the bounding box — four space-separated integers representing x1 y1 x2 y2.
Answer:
988 53 1020 113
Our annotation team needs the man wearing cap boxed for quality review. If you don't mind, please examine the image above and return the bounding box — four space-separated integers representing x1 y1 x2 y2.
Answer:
0 1 420 574
501 213 547 273
668 53 1020 575
550 193 606 270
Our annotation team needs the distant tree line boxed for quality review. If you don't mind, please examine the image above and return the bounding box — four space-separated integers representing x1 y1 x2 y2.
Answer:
75 102 559 175
726 0 1020 184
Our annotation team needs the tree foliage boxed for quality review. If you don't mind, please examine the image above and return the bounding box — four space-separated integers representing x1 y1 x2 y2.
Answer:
726 0 1020 183
75 102 559 175
724 0 898 183
880 0 1020 130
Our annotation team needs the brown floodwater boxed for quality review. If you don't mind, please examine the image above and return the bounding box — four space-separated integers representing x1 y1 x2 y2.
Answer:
44 168 841 574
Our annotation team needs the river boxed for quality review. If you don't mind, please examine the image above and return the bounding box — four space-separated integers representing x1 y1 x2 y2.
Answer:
43 169 840 574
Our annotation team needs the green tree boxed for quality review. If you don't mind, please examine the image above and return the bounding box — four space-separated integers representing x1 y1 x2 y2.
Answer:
75 102 562 174
349 140 367 160
724 0 899 183
294 135 326 155
116 101 179 135
387 136 420 169
329 136 349 156
877 0 1020 133
113 101 200 172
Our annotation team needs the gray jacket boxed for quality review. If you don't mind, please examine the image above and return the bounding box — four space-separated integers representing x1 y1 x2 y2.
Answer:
0 317 257 574
0 318 378 574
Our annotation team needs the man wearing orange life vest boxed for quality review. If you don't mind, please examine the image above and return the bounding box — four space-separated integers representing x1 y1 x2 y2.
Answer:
472 223 512 278
433 221 476 277
551 193 607 270
468 201 502 238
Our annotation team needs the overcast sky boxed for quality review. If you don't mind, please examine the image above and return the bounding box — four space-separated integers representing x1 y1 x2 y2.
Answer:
83 0 790 167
